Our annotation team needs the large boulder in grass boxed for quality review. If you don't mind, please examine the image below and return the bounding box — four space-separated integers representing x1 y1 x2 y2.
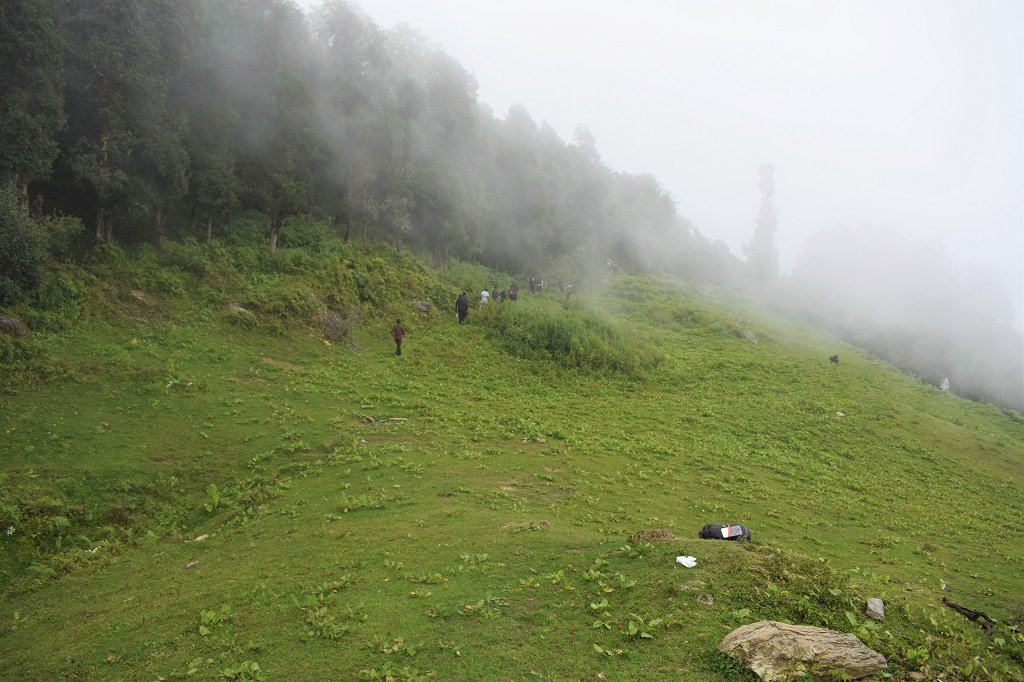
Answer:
0 315 27 336
719 621 886 681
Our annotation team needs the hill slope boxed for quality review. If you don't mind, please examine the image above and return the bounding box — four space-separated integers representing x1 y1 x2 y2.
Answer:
1 241 1022 680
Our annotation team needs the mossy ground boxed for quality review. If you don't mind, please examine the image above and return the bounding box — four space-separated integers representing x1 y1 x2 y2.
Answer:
1 243 1022 680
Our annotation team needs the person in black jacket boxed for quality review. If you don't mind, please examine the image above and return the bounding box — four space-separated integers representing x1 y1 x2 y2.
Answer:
456 292 469 325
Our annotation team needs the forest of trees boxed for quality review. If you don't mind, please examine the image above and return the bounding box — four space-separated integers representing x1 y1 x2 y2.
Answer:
0 0 741 281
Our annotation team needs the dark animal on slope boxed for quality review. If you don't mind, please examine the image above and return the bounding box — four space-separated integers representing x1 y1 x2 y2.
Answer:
829 354 840 365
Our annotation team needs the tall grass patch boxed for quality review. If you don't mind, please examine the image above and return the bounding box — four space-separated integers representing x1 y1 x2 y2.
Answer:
482 302 662 376
610 274 749 338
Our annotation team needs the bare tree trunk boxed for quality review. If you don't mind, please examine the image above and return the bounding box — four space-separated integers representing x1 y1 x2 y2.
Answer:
206 216 213 243
362 223 368 249
155 207 165 242
343 217 351 242
190 205 199 235
16 176 29 211
269 215 281 253
95 206 106 244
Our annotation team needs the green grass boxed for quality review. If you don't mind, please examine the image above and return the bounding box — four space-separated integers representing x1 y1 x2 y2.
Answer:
1 242 1022 680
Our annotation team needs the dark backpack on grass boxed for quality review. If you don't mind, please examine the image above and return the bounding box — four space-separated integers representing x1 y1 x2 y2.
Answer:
698 523 751 541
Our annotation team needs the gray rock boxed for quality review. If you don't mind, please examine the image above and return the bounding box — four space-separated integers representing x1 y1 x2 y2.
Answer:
321 309 351 340
866 598 885 621
719 620 886 681
0 315 27 336
413 300 431 313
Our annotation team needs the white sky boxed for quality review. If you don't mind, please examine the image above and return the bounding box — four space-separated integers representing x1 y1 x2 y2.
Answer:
300 0 1024 326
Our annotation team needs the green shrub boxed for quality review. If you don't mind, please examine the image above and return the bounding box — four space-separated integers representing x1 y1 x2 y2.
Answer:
17 267 89 331
483 303 661 376
227 306 258 329
37 213 84 259
157 238 210 276
245 275 319 328
441 258 502 295
217 211 268 246
140 266 188 298
0 333 26 364
269 248 326 274
0 183 47 306
276 217 331 251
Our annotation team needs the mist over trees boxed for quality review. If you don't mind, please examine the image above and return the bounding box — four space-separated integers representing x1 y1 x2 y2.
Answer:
1 0 737 282
744 163 779 282
1 0 1019 411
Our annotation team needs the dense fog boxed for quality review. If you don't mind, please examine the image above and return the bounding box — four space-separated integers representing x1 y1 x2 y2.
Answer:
316 1 1023 410
780 225 1022 409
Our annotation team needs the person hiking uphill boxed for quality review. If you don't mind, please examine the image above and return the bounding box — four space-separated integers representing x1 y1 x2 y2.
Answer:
391 319 405 356
456 292 470 325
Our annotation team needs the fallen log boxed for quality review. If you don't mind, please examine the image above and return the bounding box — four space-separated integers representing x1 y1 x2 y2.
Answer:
942 597 995 635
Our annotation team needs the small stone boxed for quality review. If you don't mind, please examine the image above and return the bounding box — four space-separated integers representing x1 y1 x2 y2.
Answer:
129 289 158 306
835 411 846 417
362 416 375 424
185 560 199 569
697 594 715 606
194 534 209 542
866 598 885 620
908 673 925 681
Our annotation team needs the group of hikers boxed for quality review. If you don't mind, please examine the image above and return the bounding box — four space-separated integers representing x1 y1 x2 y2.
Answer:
460 281 536 321
391 281 542 356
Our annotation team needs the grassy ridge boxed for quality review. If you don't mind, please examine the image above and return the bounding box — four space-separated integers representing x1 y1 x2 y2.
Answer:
1 239 1023 680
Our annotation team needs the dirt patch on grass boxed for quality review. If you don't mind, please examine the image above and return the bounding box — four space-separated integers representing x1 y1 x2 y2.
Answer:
497 478 528 491
129 289 159 306
628 528 677 543
501 520 550 531
260 356 303 370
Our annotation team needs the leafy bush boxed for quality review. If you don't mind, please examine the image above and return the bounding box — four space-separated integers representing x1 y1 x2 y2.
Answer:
17 266 90 331
483 302 662 376
156 238 210 276
245 274 319 331
37 213 84 259
227 306 258 329
0 183 47 306
217 211 268 246
276 217 331 251
141 267 188 298
441 258 500 295
269 247 327 275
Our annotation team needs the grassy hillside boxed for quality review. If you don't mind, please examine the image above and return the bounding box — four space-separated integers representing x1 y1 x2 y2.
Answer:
1 237 1022 681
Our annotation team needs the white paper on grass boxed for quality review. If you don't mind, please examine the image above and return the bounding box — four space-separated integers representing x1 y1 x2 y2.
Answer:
675 555 697 568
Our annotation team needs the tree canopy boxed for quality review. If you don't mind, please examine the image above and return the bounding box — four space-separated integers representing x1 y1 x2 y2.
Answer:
1 0 737 281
